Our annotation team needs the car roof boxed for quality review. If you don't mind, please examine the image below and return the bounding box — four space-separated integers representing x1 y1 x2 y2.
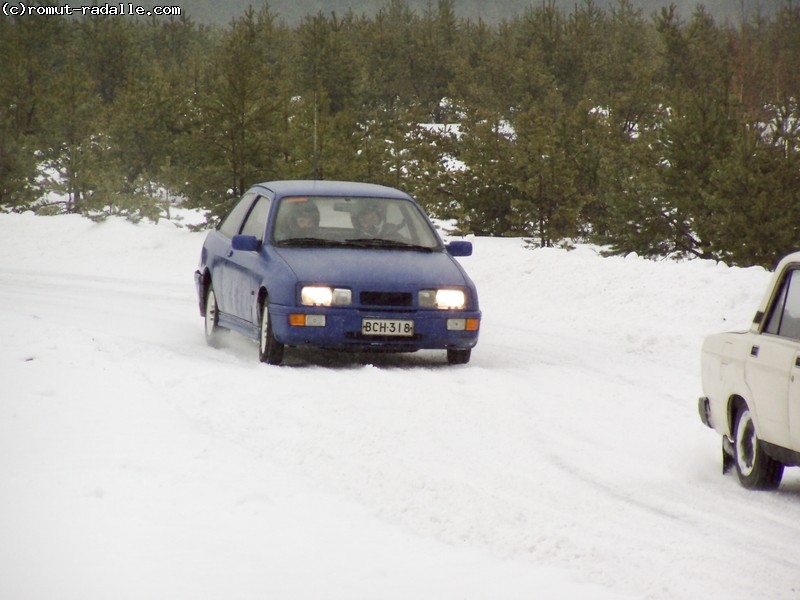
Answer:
251 180 414 201
775 250 800 271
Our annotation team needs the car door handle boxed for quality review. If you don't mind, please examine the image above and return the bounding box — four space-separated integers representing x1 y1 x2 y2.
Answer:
750 345 759 357
795 356 800 368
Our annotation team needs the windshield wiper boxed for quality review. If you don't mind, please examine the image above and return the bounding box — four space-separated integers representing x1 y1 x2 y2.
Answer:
276 238 347 248
344 238 434 252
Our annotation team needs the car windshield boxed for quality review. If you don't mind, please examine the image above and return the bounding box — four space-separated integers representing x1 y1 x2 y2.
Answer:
272 196 441 250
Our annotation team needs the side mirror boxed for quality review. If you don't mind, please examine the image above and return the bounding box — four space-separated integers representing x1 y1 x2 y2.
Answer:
231 234 260 252
445 240 473 257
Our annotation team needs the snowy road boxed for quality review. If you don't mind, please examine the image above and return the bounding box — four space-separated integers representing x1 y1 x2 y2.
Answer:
1 212 799 599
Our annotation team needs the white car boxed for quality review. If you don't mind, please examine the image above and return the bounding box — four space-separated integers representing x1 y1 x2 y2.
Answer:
699 251 800 489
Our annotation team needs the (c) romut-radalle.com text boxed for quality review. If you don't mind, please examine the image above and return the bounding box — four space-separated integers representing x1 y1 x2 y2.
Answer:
2 2 181 17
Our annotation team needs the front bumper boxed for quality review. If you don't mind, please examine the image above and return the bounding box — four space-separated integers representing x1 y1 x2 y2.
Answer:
698 396 712 428
270 305 480 352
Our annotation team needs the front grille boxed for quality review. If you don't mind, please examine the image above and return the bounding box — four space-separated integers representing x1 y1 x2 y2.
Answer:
360 291 413 307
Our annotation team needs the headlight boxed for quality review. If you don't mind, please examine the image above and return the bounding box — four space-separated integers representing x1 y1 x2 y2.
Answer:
301 286 351 306
419 289 466 310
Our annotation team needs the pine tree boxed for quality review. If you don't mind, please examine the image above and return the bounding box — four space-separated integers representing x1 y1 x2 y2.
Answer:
36 27 108 215
181 6 285 217
446 105 517 236
0 12 66 210
707 101 800 268
769 3 800 106
599 6 738 259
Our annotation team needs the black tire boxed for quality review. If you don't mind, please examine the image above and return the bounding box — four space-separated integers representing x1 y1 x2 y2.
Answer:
447 348 471 365
258 300 284 365
204 283 225 347
732 404 783 490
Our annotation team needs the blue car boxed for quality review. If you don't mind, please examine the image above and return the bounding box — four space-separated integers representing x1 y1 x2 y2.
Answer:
194 180 480 365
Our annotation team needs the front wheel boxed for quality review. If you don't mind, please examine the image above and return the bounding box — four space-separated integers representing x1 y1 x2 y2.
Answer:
732 404 783 490
204 284 226 347
258 300 284 365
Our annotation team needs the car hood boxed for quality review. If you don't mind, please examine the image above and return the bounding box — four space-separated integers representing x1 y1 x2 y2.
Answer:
273 247 470 287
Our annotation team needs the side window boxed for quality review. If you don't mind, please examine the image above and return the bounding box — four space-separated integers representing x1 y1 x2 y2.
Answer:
765 269 800 340
240 196 271 242
219 192 256 238
764 276 788 335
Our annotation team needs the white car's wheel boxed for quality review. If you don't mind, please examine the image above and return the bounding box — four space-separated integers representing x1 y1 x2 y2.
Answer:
258 300 284 365
204 284 225 347
732 404 783 490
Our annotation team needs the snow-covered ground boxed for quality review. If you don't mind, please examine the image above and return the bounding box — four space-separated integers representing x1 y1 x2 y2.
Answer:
2 211 799 600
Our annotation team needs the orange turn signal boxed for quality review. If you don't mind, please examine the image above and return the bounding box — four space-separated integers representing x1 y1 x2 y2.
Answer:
289 314 306 326
289 314 326 327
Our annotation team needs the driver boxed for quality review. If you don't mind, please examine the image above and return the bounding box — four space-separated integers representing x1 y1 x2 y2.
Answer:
286 200 320 237
351 202 404 241
352 203 390 237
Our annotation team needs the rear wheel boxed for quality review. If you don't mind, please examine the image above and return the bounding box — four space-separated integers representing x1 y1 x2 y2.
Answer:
732 404 783 490
447 348 471 365
258 300 284 365
204 284 225 347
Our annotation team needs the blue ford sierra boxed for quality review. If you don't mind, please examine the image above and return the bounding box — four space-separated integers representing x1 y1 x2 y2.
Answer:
194 180 480 365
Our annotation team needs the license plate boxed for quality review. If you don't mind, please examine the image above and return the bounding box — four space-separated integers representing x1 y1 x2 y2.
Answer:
361 318 414 337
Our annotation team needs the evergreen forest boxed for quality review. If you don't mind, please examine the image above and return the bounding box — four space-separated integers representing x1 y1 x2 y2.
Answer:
1 0 800 268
